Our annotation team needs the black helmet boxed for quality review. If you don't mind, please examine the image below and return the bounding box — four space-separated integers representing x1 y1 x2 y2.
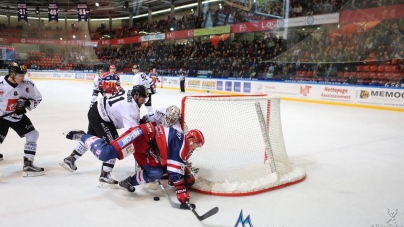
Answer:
131 85 148 98
9 62 27 75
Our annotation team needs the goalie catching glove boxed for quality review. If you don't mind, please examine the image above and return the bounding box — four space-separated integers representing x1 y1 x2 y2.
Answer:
15 98 30 115
175 185 190 204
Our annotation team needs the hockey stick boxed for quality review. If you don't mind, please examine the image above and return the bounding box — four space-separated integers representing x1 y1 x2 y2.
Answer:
186 202 219 221
0 112 15 119
158 181 195 210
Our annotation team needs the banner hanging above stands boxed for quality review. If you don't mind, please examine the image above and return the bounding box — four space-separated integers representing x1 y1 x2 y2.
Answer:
193 26 230 37
166 29 194 40
77 3 88 22
48 4 58 22
231 19 277 33
17 3 28 22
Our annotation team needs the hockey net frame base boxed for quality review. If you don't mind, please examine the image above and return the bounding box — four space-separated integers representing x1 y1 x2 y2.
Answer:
181 94 306 196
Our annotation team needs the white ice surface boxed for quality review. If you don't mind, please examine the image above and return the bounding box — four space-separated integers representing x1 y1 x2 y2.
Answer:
1 80 403 227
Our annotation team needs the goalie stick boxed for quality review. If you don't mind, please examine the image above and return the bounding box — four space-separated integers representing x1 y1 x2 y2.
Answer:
186 202 219 221
158 181 195 210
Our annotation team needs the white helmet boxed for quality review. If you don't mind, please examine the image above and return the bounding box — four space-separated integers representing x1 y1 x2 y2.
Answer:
165 105 181 127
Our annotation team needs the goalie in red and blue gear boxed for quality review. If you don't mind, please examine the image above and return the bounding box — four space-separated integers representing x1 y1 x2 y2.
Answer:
64 123 204 204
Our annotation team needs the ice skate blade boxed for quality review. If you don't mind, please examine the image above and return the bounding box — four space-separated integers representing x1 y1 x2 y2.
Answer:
118 185 136 193
23 171 44 177
98 182 119 189
59 162 76 172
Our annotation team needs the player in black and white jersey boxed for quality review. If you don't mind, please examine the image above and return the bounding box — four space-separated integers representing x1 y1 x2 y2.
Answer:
60 85 149 188
89 69 105 107
0 62 44 177
132 64 154 114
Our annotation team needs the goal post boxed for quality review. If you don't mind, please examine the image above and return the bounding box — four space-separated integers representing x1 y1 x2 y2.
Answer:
181 94 306 196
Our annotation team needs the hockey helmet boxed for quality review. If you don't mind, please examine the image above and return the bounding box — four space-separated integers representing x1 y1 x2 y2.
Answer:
131 85 149 98
165 105 181 127
132 64 139 70
9 62 27 75
186 129 205 148
109 65 116 70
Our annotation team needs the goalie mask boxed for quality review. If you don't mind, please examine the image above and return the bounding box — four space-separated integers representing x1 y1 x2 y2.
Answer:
165 105 181 127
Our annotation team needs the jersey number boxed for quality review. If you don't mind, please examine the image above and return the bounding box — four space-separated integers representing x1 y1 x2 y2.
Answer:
108 90 125 106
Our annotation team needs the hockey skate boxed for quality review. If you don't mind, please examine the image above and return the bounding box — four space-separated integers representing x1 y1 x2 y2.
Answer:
118 176 136 192
23 157 44 177
98 171 119 189
63 130 86 141
59 155 77 172
0 153 3 161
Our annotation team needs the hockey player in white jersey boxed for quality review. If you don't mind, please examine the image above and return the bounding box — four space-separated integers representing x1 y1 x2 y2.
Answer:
0 62 44 177
60 85 149 188
132 64 154 113
89 69 104 107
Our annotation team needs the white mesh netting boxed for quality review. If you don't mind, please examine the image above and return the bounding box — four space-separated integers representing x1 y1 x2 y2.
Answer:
183 95 305 196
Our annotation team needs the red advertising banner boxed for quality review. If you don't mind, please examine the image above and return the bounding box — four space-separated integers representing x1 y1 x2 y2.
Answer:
231 19 277 33
96 36 140 46
0 37 87 45
340 4 404 23
166 29 194 40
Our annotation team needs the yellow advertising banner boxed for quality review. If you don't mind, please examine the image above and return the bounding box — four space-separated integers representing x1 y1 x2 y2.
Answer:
193 26 231 36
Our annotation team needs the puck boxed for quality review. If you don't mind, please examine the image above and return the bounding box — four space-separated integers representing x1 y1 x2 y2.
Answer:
153 196 160 201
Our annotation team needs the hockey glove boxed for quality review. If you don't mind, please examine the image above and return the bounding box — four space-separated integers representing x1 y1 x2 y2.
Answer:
184 167 196 187
175 185 190 204
139 115 149 124
15 98 30 115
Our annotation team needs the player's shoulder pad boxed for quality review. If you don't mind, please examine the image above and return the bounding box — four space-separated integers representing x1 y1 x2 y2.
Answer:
23 79 35 87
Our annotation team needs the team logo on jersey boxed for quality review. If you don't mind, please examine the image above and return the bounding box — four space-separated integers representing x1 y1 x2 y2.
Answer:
14 91 18 96
6 99 18 111
25 87 30 93
0 89 4 96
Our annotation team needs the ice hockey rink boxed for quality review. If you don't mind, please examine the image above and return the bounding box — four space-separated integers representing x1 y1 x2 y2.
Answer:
1 79 403 227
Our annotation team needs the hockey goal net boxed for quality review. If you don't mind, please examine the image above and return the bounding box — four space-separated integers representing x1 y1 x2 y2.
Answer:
181 94 305 196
